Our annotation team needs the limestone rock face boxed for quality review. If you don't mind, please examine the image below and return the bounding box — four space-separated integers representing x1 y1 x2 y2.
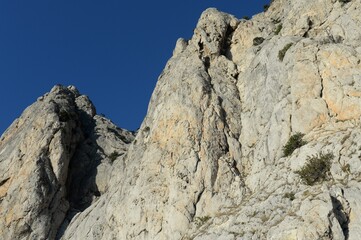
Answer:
0 85 134 240
2 0 361 239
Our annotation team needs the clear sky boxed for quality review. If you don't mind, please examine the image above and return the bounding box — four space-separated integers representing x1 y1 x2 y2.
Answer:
0 0 270 134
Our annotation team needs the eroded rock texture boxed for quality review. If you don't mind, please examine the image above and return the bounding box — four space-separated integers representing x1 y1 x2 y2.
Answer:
0 86 134 239
1 0 361 239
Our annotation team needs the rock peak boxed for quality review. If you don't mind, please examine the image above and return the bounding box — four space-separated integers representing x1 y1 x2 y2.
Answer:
191 7 239 58
0 84 134 239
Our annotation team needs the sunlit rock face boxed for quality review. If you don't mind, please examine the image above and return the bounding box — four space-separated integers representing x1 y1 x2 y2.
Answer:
0 85 134 240
2 0 361 239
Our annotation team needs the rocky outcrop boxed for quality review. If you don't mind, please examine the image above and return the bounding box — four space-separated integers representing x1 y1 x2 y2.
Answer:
0 85 134 239
1 0 361 239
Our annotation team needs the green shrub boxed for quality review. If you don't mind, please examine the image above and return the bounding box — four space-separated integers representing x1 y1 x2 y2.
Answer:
283 132 306 157
278 43 293 61
242 16 250 20
295 152 333 185
338 0 351 3
195 216 211 227
109 151 121 162
263 4 270 11
274 24 282 35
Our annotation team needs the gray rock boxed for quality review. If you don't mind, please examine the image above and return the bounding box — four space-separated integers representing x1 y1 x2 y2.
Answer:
61 1 361 239
2 0 361 239
0 85 134 239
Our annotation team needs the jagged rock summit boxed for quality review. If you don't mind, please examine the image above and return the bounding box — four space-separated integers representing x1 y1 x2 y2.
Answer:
1 0 361 239
0 85 135 239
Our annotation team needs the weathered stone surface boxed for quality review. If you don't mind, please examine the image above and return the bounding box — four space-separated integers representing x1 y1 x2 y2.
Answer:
0 85 134 239
2 0 361 239
61 1 361 239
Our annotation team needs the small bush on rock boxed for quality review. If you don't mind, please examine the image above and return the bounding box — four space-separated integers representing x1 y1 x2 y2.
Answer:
296 152 333 185
195 216 211 227
278 43 293 61
274 24 282 35
283 132 306 157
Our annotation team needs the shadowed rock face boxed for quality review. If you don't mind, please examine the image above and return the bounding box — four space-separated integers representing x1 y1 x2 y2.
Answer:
2 0 361 239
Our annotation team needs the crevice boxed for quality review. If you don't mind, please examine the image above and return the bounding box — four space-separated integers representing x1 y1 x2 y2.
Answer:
226 159 241 177
135 229 148 237
330 195 350 239
203 56 210 73
193 155 201 173
198 41 204 53
302 17 313 38
55 108 98 239
0 177 10 187
289 114 293 133
220 24 236 60
315 47 332 118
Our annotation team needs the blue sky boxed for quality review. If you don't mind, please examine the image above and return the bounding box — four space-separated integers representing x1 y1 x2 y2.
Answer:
0 0 270 134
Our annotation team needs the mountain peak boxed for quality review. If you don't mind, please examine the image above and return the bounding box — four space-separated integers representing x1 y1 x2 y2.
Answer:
0 84 134 239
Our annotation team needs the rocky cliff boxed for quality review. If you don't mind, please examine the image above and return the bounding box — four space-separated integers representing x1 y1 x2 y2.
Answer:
1 0 361 239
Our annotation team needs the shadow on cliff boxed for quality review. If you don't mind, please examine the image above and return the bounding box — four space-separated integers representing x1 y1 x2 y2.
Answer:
56 108 104 239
